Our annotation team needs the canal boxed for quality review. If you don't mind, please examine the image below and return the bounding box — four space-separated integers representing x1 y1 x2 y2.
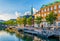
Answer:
0 30 59 41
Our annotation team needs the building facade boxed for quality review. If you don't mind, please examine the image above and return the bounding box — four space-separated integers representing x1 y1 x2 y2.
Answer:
34 1 60 27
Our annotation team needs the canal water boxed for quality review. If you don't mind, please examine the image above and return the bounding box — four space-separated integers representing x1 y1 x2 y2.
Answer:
0 30 59 41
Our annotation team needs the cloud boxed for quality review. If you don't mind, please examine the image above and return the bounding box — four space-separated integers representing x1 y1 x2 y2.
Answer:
15 11 20 17
33 8 38 14
15 11 24 16
0 11 23 21
24 11 31 15
0 13 17 21
0 8 38 21
24 8 38 15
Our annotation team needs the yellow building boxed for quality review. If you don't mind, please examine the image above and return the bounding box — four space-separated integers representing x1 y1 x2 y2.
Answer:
34 1 60 27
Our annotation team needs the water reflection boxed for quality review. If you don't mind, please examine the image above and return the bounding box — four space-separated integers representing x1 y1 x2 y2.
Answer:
16 32 59 41
0 31 59 41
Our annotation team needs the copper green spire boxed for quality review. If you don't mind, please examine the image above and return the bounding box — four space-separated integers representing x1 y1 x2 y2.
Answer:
31 6 33 15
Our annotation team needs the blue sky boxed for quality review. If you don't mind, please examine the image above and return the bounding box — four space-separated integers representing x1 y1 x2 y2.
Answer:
0 0 58 20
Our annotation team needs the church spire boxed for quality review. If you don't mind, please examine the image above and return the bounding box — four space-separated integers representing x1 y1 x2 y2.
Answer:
31 6 33 16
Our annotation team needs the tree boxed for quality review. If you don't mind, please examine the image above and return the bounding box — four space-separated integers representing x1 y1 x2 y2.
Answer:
46 12 57 26
16 17 23 26
27 16 32 26
35 16 42 27
5 20 16 26
22 17 27 27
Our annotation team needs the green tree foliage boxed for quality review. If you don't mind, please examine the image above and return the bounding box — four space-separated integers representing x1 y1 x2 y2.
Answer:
22 17 27 27
17 17 22 25
46 12 57 25
35 16 42 27
0 22 3 24
27 16 32 26
3 20 16 26
6 20 16 26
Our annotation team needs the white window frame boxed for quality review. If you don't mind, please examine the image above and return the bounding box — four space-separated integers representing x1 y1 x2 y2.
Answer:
48 8 49 11
44 13 46 16
44 9 46 12
58 5 60 8
58 10 60 13
42 10 43 12
54 11 57 14
51 7 53 10
54 5 56 10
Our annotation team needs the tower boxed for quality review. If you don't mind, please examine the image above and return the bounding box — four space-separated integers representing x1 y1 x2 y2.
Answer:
31 6 33 16
31 6 34 27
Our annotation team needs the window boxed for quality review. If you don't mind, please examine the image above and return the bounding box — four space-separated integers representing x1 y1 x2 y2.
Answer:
42 14 43 17
48 8 49 11
44 13 46 16
44 9 46 12
42 10 43 12
58 5 60 8
54 11 57 14
51 7 53 10
58 10 60 13
48 13 49 14
54 5 56 10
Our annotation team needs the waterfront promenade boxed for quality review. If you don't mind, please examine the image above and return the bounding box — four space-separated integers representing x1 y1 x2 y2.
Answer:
24 27 60 38
6 26 60 38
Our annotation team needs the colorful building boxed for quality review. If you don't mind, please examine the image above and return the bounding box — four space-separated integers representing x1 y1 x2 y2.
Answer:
34 1 60 27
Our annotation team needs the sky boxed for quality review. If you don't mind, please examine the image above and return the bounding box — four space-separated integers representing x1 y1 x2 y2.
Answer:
0 0 59 21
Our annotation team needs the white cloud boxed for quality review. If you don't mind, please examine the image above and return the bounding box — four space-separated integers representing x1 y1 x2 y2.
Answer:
0 8 38 21
24 11 31 15
0 13 17 21
33 8 38 14
15 11 24 16
24 8 38 15
0 11 23 21
15 11 20 17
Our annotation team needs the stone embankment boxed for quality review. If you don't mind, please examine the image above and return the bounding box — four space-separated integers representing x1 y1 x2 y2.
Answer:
5 26 60 38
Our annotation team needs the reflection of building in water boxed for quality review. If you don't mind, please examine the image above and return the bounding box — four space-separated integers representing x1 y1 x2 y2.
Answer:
22 34 34 41
15 32 59 41
33 36 41 41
